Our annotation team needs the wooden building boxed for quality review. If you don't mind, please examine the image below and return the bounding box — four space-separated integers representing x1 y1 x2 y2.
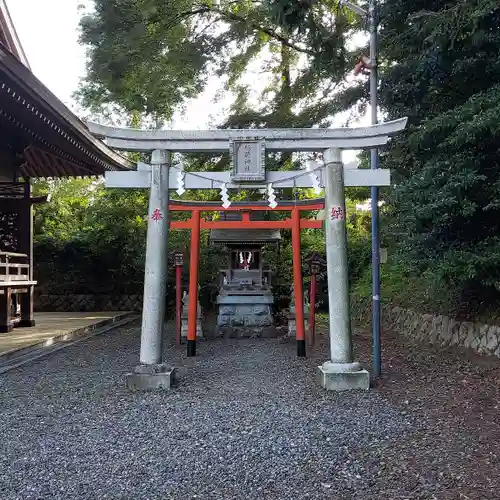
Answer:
0 0 132 332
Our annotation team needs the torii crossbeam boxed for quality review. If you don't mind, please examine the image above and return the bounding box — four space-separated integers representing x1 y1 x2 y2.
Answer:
87 118 408 391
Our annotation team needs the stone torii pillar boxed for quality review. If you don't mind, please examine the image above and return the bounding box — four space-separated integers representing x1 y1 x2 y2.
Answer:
125 149 175 390
317 149 370 390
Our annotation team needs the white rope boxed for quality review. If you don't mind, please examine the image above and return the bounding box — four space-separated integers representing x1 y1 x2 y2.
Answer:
169 162 325 209
169 162 324 188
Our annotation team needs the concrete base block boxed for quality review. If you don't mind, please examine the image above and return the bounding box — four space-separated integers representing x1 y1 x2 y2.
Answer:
125 364 176 391
214 325 277 339
317 365 370 391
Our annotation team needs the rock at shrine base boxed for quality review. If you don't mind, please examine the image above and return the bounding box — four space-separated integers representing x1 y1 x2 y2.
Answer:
216 295 275 338
216 325 277 339
317 364 370 391
125 364 176 391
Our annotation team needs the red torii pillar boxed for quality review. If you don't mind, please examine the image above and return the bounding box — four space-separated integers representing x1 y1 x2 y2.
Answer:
187 209 201 357
174 252 184 346
291 207 306 357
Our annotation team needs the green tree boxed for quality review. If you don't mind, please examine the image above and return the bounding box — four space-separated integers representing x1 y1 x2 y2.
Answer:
380 0 500 298
326 0 500 308
77 0 361 129
32 177 97 241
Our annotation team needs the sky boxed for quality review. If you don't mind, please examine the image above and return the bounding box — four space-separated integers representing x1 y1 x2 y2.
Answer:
7 0 85 110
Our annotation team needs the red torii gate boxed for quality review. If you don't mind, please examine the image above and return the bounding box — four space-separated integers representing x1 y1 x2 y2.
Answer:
168 199 325 357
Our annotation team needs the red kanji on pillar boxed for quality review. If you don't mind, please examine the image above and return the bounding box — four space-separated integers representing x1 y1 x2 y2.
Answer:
151 208 163 221
330 206 344 220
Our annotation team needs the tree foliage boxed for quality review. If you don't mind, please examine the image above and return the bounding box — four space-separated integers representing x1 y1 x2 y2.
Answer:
77 0 362 128
69 0 500 318
376 0 500 301
267 0 500 313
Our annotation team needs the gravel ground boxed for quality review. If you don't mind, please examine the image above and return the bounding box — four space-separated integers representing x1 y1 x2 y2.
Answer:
0 321 499 499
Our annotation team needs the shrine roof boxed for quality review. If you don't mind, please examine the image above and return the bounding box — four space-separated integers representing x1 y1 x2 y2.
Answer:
0 43 133 179
210 229 281 245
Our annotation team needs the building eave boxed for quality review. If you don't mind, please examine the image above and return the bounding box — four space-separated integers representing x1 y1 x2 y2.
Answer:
0 45 134 178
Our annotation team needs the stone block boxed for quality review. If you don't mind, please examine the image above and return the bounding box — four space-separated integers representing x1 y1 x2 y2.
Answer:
216 300 273 333
440 315 450 342
426 320 437 343
448 321 459 346
477 331 488 353
470 335 480 350
317 366 370 391
459 322 473 344
217 294 274 305
288 318 309 338
253 305 268 316
181 319 203 338
125 365 176 391
431 315 441 342
217 315 232 326
464 326 476 349
486 326 499 353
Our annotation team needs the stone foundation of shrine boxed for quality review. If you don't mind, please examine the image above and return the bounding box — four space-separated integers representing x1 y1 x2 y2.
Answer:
215 293 275 338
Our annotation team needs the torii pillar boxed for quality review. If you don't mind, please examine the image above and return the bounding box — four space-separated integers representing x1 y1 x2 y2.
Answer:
125 150 176 390
317 148 370 390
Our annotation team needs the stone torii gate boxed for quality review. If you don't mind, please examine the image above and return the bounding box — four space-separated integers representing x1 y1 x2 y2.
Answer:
88 118 407 391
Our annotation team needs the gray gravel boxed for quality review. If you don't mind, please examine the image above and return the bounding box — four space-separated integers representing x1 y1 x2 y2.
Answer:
0 323 420 499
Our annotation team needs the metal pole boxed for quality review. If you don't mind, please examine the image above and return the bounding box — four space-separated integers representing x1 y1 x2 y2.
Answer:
309 271 317 346
369 0 382 378
140 150 170 365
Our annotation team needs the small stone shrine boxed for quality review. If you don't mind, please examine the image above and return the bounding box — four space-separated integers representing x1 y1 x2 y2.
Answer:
211 212 279 337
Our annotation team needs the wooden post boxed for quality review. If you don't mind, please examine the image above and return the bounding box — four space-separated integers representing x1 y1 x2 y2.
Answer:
187 210 201 357
18 182 35 327
175 259 182 346
0 286 12 333
309 271 317 346
291 207 306 357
